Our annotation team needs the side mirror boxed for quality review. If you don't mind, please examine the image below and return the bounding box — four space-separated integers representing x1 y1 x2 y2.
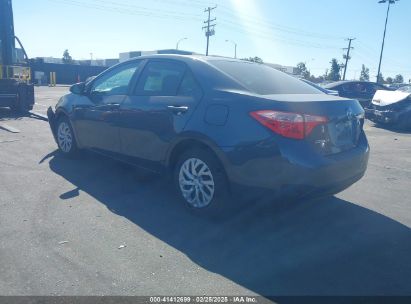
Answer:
70 82 86 95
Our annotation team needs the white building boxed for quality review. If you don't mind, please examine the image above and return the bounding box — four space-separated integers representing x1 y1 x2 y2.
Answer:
265 63 299 75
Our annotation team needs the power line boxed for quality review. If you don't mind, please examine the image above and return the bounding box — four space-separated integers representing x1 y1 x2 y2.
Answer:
342 38 355 80
90 0 203 18
218 20 340 50
47 0 339 50
44 0 359 54
47 0 203 21
215 4 345 40
50 0 345 42
202 6 217 56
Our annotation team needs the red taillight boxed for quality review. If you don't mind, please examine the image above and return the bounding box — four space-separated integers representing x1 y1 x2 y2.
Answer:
250 110 328 140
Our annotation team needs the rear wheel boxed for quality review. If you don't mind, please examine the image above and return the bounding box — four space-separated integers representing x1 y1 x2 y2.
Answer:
173 148 230 215
56 116 80 158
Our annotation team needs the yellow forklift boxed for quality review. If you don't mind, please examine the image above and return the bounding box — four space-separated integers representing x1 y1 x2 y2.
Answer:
0 0 34 112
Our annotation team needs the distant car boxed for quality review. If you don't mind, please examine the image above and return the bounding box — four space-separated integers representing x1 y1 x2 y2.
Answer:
299 79 339 96
365 85 411 129
324 81 391 108
387 83 408 90
47 55 369 213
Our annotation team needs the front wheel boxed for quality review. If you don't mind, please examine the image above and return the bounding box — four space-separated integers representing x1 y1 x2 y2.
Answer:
173 148 230 215
56 116 80 158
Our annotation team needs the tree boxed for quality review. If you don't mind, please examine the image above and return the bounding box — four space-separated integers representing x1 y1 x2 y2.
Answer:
296 62 311 79
359 64 370 81
324 69 329 79
326 58 341 81
241 56 263 64
62 49 73 64
308 74 324 83
385 77 393 84
394 74 404 84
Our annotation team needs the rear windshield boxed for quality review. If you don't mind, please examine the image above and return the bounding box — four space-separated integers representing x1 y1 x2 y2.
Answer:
209 60 321 95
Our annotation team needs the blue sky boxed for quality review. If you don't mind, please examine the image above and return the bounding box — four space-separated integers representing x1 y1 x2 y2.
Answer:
12 0 411 82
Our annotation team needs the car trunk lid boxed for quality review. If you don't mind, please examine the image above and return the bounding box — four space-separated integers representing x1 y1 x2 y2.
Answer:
257 94 365 155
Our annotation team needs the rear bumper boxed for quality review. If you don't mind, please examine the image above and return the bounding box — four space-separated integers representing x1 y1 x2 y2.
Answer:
221 134 369 200
365 107 400 124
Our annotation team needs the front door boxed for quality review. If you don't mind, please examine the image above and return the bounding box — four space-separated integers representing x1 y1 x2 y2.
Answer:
73 61 141 153
117 60 203 171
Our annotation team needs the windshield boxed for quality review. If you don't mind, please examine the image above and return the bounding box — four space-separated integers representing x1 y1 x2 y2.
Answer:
210 60 322 95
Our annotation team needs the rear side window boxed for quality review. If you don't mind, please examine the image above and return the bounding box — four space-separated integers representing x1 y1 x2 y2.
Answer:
135 61 185 96
348 83 367 94
209 60 321 95
178 71 203 100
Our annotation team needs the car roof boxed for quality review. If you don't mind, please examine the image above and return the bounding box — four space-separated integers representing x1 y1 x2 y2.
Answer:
123 54 249 65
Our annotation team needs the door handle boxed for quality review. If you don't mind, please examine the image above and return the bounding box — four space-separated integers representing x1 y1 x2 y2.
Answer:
167 105 189 115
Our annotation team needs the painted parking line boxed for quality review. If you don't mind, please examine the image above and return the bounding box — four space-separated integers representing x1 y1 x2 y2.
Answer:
0 124 20 133
0 139 20 144
29 111 49 121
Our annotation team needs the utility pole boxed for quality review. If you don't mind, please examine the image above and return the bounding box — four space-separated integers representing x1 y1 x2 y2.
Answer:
202 6 216 56
342 38 355 81
376 0 398 83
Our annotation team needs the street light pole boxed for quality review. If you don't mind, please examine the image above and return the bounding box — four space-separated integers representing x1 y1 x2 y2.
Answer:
176 37 188 50
376 0 398 83
225 39 237 59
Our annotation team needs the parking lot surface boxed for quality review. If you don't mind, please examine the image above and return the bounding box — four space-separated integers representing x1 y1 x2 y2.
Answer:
0 86 410 296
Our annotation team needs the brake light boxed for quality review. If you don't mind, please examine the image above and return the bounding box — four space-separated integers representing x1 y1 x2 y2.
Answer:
250 110 328 140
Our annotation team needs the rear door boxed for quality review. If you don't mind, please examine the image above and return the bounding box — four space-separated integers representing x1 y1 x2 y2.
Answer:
118 60 203 170
73 61 141 152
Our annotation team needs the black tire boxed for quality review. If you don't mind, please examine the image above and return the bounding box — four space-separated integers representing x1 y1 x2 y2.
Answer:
10 86 33 113
10 92 26 113
173 148 231 216
55 116 80 158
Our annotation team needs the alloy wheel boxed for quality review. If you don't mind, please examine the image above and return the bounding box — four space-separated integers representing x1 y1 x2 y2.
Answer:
178 158 215 208
57 121 73 153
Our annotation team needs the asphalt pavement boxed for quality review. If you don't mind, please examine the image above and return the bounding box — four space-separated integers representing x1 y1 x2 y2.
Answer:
0 86 410 296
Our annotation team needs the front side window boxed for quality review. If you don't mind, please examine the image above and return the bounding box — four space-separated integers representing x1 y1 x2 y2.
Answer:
135 61 186 96
91 62 140 96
